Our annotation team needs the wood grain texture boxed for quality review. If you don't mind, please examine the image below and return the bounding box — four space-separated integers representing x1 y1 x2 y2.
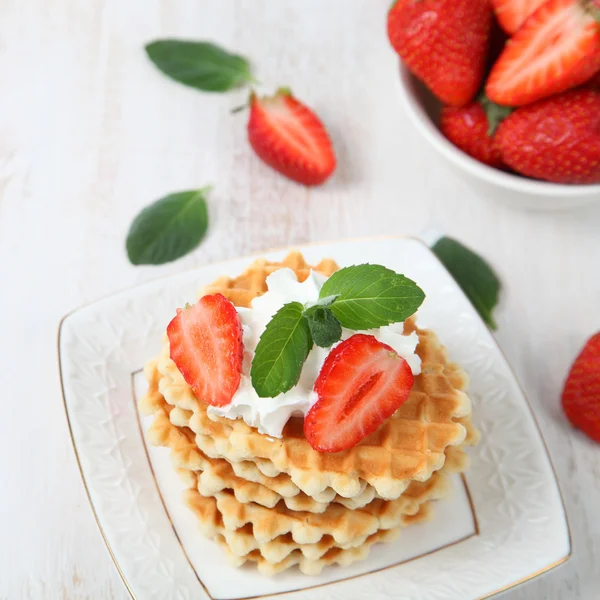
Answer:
0 0 598 598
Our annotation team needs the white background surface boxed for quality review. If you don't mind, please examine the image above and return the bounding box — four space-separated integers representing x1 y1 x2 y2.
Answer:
0 0 598 598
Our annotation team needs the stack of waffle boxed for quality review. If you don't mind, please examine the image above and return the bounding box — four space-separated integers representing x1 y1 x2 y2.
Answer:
139 252 479 575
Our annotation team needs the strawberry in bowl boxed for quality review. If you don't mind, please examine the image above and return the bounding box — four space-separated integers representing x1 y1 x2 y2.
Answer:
390 0 600 209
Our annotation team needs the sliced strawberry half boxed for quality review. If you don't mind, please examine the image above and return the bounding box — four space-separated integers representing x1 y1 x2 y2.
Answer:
486 0 600 106
304 334 415 453
167 293 243 407
562 332 600 443
247 88 336 186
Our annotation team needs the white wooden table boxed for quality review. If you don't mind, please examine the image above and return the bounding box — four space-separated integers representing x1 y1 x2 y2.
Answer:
1 1 599 598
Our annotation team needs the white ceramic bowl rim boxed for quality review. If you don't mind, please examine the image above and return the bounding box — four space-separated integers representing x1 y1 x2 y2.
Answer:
397 64 600 198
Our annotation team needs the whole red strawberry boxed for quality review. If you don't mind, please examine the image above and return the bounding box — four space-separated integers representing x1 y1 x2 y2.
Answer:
562 333 600 443
247 88 336 186
495 89 600 184
486 0 600 106
440 99 512 167
387 0 492 107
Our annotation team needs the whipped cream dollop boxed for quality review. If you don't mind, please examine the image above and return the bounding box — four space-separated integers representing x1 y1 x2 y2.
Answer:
206 268 422 438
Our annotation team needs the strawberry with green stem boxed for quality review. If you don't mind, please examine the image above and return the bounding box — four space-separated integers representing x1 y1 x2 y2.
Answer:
440 97 512 167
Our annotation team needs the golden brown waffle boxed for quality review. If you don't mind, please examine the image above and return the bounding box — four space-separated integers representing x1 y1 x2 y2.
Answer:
142 370 339 506
143 392 449 549
216 527 402 575
148 402 376 511
184 483 444 547
183 486 432 574
142 394 441 574
145 385 461 515
200 251 339 308
168 405 341 504
139 358 164 415
156 322 474 499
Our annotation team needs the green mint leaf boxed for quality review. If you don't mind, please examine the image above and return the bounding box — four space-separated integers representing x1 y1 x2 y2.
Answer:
145 40 253 92
251 302 313 398
126 188 209 266
303 306 342 348
432 237 501 330
319 264 425 329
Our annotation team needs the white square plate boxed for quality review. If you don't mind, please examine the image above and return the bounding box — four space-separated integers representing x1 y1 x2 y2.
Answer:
59 237 570 600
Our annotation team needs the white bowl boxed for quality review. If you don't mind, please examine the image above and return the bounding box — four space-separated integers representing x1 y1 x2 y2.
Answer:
397 63 600 211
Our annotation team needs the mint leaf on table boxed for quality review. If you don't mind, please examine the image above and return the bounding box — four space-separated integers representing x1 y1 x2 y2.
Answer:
145 40 253 92
126 188 209 266
251 302 313 398
432 237 501 330
319 265 425 330
303 306 342 348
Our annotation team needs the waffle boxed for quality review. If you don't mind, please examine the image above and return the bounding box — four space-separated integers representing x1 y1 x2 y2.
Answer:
138 251 479 575
145 386 462 517
200 251 339 308
181 479 444 548
156 315 475 499
184 486 431 575
146 402 377 512
215 528 403 576
141 395 443 574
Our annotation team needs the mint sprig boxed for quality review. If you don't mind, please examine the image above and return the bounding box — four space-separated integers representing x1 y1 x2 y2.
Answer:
432 237 501 329
250 264 425 397
145 40 253 92
250 302 313 398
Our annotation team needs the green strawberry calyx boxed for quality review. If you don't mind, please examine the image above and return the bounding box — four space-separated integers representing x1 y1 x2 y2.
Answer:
479 94 514 136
